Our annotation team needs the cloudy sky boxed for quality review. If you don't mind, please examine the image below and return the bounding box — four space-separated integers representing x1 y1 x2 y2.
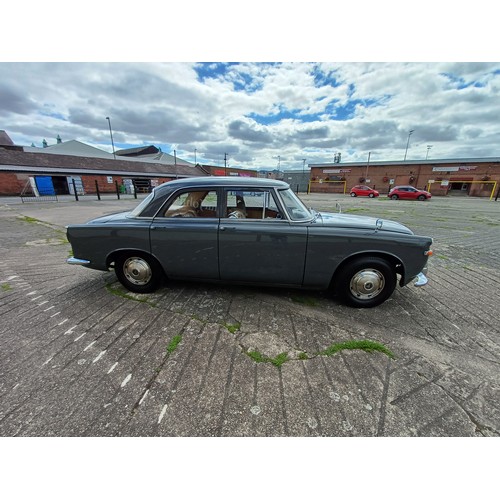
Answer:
2 61 499 170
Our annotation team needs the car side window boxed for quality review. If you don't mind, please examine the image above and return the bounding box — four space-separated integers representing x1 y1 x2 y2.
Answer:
224 189 284 219
161 190 218 218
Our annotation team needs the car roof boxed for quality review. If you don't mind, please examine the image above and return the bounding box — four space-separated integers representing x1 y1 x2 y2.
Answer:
154 176 289 194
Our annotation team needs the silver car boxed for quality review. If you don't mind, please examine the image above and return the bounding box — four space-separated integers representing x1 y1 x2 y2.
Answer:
67 177 432 308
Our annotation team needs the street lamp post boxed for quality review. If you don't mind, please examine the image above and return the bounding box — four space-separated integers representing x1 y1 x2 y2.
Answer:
302 159 306 192
194 148 197 165
426 145 433 160
105 117 116 159
365 152 371 181
403 129 414 161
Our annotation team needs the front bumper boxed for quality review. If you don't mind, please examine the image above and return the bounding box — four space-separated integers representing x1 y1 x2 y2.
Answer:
414 266 428 287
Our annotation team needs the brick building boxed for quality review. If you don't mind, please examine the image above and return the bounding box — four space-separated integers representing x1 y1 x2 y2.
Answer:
0 131 208 196
309 158 500 198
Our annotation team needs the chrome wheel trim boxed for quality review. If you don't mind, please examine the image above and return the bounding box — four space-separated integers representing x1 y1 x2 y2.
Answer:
123 257 152 286
349 268 385 300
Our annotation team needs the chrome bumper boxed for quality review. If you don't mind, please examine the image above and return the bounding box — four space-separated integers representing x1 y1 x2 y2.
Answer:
67 257 91 266
414 271 428 287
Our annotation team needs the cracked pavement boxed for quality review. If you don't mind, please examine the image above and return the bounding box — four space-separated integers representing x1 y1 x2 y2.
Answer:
1 193 499 436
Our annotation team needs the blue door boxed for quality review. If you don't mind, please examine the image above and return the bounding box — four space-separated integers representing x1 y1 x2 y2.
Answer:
34 176 55 196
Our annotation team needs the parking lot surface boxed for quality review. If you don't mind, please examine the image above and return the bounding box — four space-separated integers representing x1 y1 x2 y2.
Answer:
1 193 499 436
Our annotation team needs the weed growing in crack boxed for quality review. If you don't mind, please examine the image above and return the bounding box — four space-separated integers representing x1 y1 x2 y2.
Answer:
245 350 289 368
105 283 156 306
167 334 183 354
224 322 241 334
1 283 12 292
319 339 395 359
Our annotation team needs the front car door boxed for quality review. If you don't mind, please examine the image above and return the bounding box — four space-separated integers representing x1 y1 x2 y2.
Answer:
150 188 220 280
218 187 308 285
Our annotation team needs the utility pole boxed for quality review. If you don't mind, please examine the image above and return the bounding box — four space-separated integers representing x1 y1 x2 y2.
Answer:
426 145 433 160
404 129 414 161
365 152 371 182
224 153 228 175
106 117 116 159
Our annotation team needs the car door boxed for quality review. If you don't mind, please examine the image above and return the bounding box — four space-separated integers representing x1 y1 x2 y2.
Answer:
149 189 220 280
218 188 308 285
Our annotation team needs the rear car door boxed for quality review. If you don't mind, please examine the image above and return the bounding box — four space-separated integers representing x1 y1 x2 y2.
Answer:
150 189 220 279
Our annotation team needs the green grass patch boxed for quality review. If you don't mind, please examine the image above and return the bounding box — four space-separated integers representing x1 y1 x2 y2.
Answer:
1 283 12 292
298 352 309 360
19 215 41 224
245 349 289 368
436 254 449 260
319 339 395 359
105 283 156 306
290 294 319 307
167 334 182 354
224 322 241 334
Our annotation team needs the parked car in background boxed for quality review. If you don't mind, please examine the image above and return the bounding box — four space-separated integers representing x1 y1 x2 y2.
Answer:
350 185 380 198
67 177 433 308
389 186 432 200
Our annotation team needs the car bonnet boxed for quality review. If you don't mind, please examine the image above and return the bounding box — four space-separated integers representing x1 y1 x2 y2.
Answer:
317 212 414 234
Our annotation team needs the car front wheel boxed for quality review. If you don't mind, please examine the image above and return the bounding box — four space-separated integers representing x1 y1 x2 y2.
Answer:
115 253 163 293
335 257 397 308
369 193 374 198
391 194 399 200
417 195 426 201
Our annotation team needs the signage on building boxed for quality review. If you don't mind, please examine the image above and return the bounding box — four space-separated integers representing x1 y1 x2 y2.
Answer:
323 169 351 173
432 166 478 172
433 167 459 172
107 176 113 183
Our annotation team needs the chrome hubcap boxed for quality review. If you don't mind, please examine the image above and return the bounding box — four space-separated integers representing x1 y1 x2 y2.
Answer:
349 268 385 300
123 257 152 286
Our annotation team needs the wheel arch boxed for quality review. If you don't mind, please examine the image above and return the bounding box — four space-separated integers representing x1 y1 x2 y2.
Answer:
106 248 166 277
329 251 405 290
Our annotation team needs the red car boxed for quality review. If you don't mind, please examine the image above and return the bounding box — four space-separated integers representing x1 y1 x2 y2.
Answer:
350 185 379 198
389 185 432 201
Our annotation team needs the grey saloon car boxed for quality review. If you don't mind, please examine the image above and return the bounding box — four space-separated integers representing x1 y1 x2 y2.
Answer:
67 176 433 308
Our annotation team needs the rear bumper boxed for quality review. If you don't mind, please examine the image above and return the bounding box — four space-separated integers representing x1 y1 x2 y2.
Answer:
67 257 91 266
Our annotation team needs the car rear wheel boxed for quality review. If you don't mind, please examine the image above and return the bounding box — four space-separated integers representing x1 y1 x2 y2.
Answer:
115 253 163 293
336 257 397 308
391 194 399 200
350 192 357 197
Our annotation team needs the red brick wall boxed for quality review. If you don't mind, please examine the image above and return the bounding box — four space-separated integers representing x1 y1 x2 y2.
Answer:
310 162 500 197
0 173 30 195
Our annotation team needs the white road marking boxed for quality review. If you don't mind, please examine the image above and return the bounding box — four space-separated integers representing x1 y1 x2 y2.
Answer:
84 341 97 351
121 374 132 387
64 326 77 335
158 404 168 424
107 362 118 374
93 351 106 363
139 390 149 406
74 332 86 342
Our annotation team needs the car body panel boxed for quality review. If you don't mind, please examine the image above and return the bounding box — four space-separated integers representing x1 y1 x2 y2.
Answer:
66 177 433 304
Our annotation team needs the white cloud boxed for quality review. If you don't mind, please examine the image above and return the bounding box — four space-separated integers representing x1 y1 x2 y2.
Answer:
1 62 499 169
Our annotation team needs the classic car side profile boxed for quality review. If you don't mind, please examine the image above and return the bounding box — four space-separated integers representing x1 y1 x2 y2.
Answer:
67 177 433 308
